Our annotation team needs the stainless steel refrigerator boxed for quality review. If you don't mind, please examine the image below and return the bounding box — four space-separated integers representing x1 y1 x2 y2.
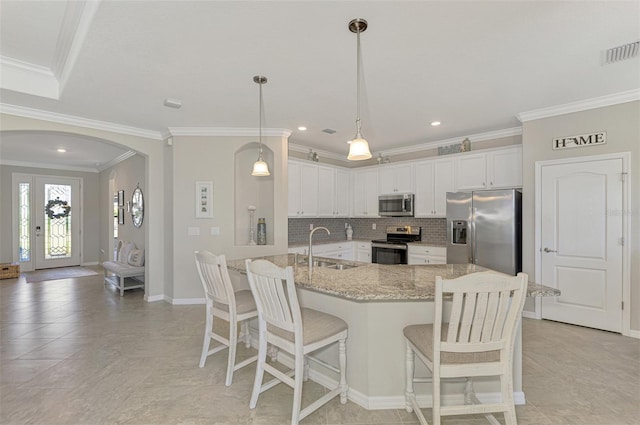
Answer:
446 189 522 275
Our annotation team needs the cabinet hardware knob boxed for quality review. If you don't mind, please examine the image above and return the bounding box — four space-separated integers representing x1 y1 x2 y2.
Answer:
543 247 557 253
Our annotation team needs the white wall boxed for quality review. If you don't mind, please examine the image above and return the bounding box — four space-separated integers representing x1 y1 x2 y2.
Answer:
98 154 146 262
521 101 640 332
0 113 167 299
170 134 288 301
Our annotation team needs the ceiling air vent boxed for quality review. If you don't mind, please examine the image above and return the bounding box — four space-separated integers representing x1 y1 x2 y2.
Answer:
605 41 639 64
322 128 337 134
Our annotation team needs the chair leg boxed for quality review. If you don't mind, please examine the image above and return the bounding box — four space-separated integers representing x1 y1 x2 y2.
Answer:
250 321 268 409
119 275 125 296
432 370 441 425
339 338 348 404
501 373 517 425
199 309 212 368
242 320 251 348
225 318 238 386
405 342 415 413
303 357 310 382
291 348 305 425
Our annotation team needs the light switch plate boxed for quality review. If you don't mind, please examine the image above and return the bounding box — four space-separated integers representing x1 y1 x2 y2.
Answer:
188 227 200 236
210 227 220 236
372 223 376 230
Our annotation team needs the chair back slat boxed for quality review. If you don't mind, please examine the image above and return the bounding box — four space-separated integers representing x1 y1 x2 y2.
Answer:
458 292 477 343
447 293 463 341
246 259 301 335
469 292 488 343
436 272 528 357
194 251 233 306
481 291 500 342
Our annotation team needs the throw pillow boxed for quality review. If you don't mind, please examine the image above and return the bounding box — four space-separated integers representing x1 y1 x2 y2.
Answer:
127 249 145 267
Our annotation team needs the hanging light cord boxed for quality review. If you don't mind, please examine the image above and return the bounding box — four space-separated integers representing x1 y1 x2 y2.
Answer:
258 80 264 159
355 26 362 138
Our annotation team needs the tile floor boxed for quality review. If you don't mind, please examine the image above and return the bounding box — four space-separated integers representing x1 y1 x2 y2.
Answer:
1 269 639 424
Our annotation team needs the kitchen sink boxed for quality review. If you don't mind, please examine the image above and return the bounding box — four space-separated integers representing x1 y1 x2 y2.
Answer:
325 263 358 270
294 255 358 270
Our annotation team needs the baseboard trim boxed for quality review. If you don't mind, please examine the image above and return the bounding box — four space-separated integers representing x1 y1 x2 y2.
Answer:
145 294 165 303
624 329 640 339
169 297 205 305
81 261 99 266
522 311 539 320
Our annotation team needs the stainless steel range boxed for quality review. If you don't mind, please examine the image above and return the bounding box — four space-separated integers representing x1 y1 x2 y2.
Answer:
371 226 422 264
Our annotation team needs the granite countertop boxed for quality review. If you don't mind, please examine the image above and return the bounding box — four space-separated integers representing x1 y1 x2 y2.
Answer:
226 254 560 302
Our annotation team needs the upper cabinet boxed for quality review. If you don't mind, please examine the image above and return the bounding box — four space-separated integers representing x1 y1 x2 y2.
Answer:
378 164 413 194
455 146 522 191
414 157 455 217
317 165 350 217
288 160 318 217
353 168 379 217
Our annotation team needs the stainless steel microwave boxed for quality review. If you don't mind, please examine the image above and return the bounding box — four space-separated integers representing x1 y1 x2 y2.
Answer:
378 193 415 217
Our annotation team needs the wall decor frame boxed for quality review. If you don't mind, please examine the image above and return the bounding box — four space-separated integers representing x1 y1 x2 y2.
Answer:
195 181 214 218
117 190 124 207
118 208 125 225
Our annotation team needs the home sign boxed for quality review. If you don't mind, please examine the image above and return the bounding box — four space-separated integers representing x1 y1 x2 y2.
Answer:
552 131 606 150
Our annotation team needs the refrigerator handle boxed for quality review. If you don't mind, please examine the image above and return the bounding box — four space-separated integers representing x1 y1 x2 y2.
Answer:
470 207 477 264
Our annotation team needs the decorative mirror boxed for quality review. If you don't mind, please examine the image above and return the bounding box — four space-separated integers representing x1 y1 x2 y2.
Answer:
131 185 144 228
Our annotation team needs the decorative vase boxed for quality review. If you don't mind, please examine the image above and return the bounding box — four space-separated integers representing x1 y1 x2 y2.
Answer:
257 218 267 245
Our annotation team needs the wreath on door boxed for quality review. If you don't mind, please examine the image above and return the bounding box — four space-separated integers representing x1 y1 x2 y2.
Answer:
45 197 71 219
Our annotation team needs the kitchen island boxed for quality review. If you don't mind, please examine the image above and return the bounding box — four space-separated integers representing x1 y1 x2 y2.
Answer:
226 254 559 410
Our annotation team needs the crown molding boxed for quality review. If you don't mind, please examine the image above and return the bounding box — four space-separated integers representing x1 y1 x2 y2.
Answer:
0 56 59 99
378 127 523 157
168 127 292 137
0 159 99 173
290 127 523 163
97 150 137 172
518 89 640 122
54 0 101 94
288 143 348 162
0 103 164 140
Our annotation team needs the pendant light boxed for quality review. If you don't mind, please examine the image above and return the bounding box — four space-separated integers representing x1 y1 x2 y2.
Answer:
347 18 372 161
251 75 270 176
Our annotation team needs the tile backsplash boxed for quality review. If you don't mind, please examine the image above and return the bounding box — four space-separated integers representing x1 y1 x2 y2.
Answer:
288 217 446 245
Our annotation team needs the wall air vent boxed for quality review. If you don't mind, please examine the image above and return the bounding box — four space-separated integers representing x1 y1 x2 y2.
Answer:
322 128 337 134
605 41 639 64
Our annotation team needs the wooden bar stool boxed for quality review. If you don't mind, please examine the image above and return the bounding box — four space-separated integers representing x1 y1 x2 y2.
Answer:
194 251 258 386
245 258 348 425
404 271 528 425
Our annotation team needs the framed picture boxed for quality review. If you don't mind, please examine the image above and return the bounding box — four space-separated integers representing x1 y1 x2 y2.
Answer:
118 190 125 207
118 207 125 225
195 181 214 218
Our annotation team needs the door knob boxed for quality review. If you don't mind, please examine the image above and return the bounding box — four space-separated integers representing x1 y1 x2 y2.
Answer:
543 247 557 253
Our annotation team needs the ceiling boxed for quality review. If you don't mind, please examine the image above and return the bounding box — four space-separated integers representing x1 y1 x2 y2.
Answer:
1 1 639 171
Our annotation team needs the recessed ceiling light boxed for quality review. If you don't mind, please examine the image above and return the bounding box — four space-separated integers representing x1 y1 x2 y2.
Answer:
431 121 441 126
298 126 307 131
164 98 182 109
57 148 67 153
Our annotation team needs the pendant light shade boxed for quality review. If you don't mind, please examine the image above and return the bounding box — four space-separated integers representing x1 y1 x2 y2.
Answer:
252 75 270 176
347 18 372 161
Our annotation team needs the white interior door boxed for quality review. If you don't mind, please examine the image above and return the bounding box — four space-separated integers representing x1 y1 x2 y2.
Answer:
540 158 623 332
34 177 81 269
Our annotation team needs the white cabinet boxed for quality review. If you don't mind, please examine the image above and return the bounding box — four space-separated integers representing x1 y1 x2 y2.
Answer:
378 164 413 194
414 158 455 217
487 147 522 188
355 241 371 263
407 245 447 265
314 242 353 261
455 153 487 191
455 146 522 191
288 160 318 217
317 166 350 217
288 246 308 255
353 169 379 217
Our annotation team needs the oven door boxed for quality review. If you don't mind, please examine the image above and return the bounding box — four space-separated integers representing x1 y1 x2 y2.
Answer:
371 242 408 264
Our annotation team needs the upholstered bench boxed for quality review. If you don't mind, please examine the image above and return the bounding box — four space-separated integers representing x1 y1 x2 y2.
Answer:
103 241 145 296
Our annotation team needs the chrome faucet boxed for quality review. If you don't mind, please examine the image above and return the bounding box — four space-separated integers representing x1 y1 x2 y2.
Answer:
308 226 330 272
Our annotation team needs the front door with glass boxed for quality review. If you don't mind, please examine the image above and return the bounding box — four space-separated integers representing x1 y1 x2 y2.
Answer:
15 175 81 271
